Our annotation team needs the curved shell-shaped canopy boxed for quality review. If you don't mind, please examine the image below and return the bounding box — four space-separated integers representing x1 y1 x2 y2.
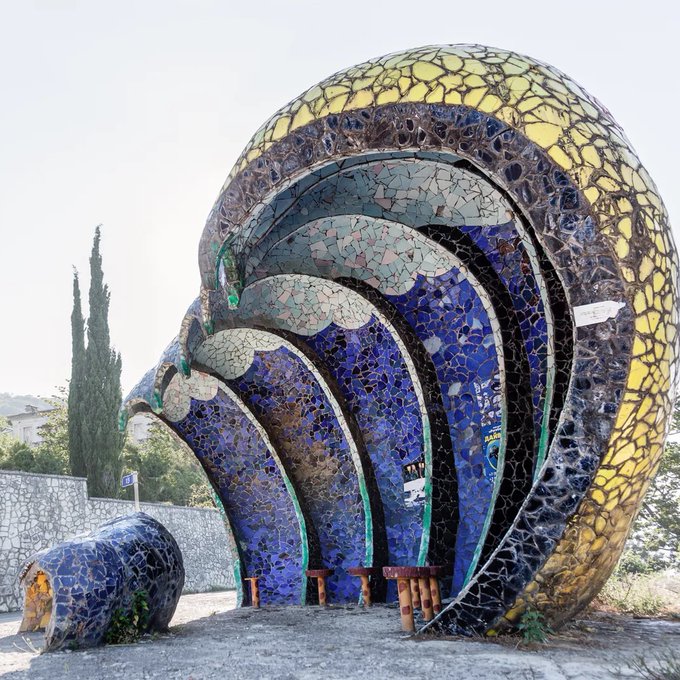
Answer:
124 44 678 634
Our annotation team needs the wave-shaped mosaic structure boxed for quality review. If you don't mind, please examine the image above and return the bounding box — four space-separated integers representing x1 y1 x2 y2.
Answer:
123 45 678 635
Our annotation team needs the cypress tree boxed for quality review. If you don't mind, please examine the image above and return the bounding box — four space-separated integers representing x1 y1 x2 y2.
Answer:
68 270 86 477
81 226 124 497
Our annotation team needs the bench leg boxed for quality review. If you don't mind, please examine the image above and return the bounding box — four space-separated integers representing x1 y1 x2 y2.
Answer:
418 577 434 622
409 578 421 609
360 575 371 606
317 576 327 606
397 578 414 632
429 575 441 615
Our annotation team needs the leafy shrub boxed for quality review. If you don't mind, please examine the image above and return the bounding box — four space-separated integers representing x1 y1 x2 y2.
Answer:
0 438 69 475
517 607 553 644
617 551 654 575
105 590 150 645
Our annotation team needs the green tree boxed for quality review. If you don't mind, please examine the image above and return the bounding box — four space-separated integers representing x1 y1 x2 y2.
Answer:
0 400 69 475
68 269 86 477
0 439 41 473
81 227 124 497
122 422 212 506
35 391 70 473
0 415 11 438
620 398 680 571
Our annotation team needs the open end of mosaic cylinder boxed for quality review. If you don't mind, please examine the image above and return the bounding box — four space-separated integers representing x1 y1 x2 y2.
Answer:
122 44 678 635
19 566 53 635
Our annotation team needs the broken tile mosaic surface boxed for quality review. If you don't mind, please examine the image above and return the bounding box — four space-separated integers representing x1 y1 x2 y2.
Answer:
162 372 307 606
208 276 433 592
123 44 678 636
242 157 552 466
19 513 184 651
252 215 508 591
195 329 372 603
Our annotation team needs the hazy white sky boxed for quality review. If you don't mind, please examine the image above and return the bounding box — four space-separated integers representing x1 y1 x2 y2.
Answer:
1 0 678 398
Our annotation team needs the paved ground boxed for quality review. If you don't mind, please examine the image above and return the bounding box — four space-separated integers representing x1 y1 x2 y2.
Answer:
1 591 679 679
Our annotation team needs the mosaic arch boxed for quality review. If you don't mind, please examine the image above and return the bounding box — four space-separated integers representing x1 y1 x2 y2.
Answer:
123 44 678 635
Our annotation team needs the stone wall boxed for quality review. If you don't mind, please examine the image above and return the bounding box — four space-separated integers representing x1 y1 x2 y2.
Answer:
0 470 235 613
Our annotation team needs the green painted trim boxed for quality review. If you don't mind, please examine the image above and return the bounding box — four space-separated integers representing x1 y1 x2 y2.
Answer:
196 370 310 607
221 383 311 606
274 340 374 571
213 241 227 291
155 364 309 607
214 238 243 297
207 409 309 606
151 390 163 414
534 372 554 479
358 475 374 568
179 356 191 377
117 408 128 433
417 418 433 566
510 215 556 480
142 407 245 605
460 276 508 589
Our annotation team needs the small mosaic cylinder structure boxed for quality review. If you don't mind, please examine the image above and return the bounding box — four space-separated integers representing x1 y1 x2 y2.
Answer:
123 44 678 636
19 513 184 651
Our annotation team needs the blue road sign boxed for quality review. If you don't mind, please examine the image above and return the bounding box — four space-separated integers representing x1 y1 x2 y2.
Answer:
121 473 136 488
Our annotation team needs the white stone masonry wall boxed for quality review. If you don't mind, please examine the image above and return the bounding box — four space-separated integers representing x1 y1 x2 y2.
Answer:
0 470 235 612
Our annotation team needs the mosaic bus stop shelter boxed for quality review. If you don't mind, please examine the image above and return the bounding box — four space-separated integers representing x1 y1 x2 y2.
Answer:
122 44 678 636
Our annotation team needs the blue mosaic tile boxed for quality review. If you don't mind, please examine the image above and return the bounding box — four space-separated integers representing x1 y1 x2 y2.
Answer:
167 380 306 605
194 329 372 603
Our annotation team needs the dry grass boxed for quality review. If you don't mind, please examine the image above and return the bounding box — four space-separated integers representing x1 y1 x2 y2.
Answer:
624 650 680 680
595 570 680 618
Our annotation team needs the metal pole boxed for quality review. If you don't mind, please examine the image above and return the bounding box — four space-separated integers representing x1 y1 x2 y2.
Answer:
133 472 140 513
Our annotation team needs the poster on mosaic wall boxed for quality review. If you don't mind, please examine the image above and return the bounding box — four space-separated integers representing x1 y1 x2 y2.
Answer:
403 458 426 508
481 424 501 481
473 374 503 481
